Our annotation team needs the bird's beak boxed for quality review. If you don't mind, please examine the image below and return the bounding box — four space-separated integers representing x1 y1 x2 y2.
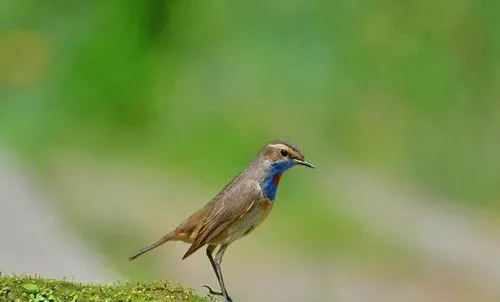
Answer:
293 159 315 168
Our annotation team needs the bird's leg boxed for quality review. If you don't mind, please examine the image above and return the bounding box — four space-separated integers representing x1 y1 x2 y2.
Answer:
214 243 232 302
205 245 222 295
204 244 232 302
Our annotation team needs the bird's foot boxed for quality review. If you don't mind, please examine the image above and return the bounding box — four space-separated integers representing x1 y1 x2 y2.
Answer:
202 285 233 301
202 285 222 296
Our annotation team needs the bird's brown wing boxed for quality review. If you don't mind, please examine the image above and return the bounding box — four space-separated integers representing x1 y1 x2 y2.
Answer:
182 179 260 259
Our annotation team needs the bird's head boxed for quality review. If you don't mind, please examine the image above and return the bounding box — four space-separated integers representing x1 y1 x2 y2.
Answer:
260 140 315 172
256 140 314 200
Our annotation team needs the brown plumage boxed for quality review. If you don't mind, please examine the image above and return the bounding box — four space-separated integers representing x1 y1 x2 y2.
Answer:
128 140 314 302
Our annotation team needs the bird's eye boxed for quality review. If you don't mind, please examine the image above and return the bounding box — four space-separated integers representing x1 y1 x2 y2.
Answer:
280 149 288 157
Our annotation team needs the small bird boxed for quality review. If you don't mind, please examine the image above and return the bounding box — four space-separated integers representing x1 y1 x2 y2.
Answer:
128 140 314 302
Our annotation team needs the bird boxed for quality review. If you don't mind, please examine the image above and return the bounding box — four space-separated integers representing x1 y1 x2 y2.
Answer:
128 140 314 302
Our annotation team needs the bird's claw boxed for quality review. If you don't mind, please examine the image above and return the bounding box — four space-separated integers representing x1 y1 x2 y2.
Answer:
202 285 223 296
203 285 233 301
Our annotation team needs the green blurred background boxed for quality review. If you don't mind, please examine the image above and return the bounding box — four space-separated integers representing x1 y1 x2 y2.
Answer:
1 1 499 301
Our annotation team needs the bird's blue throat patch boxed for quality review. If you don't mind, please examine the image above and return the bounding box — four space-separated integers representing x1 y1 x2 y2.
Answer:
261 160 295 200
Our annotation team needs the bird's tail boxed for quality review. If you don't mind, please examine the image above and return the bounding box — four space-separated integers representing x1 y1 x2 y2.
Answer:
128 232 175 261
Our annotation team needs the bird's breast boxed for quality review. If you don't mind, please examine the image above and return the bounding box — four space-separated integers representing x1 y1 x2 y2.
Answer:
215 195 273 244
261 172 283 201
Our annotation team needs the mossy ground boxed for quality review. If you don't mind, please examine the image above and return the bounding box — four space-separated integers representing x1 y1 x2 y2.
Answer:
0 275 214 302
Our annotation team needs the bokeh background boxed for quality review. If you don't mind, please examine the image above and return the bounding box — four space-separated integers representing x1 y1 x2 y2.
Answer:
1 1 500 301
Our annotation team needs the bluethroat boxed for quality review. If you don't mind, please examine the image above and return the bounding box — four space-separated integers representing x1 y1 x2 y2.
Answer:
128 140 314 302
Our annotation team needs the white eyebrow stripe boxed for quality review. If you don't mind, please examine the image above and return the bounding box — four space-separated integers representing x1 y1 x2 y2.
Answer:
268 143 288 149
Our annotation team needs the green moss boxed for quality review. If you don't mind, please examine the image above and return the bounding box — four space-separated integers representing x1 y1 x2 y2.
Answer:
0 274 214 302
